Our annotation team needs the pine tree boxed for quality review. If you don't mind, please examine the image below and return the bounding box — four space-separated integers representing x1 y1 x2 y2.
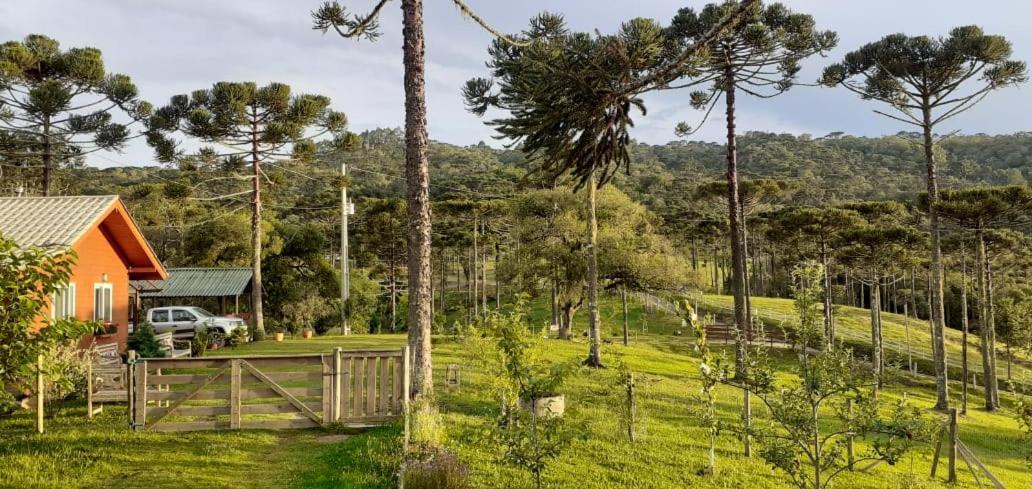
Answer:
146 82 352 339
821 26 1028 411
0 34 149 195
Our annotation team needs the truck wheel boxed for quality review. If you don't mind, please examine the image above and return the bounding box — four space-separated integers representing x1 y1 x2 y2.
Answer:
208 329 226 347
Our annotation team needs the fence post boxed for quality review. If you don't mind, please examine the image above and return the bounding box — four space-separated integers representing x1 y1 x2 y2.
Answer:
846 399 854 470
127 350 136 428
133 358 148 431
402 346 411 450
36 353 44 434
87 361 94 420
230 359 241 429
333 347 343 423
948 408 957 483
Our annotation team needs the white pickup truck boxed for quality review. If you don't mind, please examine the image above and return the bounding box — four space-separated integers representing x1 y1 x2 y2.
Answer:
145 306 248 344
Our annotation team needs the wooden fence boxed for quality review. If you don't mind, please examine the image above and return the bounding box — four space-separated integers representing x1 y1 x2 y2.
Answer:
129 347 409 432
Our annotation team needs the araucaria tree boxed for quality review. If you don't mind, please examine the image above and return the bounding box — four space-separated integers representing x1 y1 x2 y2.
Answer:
146 82 350 338
312 0 521 398
0 34 149 195
770 207 863 348
821 26 1028 410
933 185 1032 410
666 0 835 454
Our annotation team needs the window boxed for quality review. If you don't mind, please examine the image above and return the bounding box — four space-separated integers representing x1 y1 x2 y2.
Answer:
51 283 76 320
151 310 169 323
94 283 113 323
172 309 196 322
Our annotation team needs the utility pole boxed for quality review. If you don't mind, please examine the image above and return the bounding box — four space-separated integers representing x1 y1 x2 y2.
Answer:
340 160 352 335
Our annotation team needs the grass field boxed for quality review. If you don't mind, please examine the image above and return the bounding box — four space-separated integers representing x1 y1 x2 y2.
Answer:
698 294 1032 386
1 295 1028 488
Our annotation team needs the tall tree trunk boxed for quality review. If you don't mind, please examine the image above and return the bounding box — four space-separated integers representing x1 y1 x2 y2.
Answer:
691 236 699 271
584 168 602 368
723 65 751 457
481 219 487 314
402 0 433 400
821 245 834 349
622 285 629 347
551 271 560 332
922 103 950 410
870 275 883 390
976 229 996 411
472 213 479 317
961 254 969 415
250 118 265 338
495 242 501 309
42 116 53 196
986 258 1000 407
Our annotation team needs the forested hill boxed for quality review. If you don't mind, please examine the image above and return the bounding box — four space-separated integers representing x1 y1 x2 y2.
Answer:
60 128 1032 216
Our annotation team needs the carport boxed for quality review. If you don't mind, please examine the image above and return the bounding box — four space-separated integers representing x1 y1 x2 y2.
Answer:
131 267 253 319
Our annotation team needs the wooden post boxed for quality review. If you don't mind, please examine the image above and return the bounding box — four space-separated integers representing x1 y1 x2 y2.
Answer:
948 408 958 483
87 361 94 420
846 399 854 470
333 347 343 423
36 354 44 434
133 358 148 431
127 350 136 427
230 359 241 429
402 346 411 450
627 371 637 443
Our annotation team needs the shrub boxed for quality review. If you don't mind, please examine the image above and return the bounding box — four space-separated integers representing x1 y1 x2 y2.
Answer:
128 323 166 358
403 448 471 489
191 326 209 357
224 327 248 348
40 341 92 417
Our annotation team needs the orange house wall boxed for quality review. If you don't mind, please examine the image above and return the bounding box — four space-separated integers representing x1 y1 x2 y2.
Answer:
70 225 130 350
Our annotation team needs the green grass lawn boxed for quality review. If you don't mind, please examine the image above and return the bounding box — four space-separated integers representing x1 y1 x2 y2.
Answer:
2 295 1028 488
699 294 1032 386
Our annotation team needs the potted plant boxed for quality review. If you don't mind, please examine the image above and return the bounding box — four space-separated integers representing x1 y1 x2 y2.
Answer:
302 328 314 339
268 322 285 342
93 321 117 338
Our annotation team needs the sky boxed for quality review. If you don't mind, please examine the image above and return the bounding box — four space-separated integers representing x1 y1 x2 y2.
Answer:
2 0 1030 168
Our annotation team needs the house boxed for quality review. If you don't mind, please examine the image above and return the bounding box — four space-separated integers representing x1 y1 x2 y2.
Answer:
0 195 167 350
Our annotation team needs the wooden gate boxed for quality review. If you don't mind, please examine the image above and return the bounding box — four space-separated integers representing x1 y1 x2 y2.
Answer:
130 347 409 432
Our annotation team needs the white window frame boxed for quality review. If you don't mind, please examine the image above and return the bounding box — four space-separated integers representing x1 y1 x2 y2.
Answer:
51 283 77 320
94 283 114 323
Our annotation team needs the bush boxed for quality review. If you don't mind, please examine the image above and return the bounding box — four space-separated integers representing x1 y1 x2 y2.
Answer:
224 327 247 347
191 326 209 357
128 323 166 358
40 341 91 417
404 448 471 489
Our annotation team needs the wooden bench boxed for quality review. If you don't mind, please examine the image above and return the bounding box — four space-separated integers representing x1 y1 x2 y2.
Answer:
87 343 127 418
155 332 192 359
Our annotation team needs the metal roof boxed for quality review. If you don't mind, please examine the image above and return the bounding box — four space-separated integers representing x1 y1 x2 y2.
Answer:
0 195 118 248
134 268 252 298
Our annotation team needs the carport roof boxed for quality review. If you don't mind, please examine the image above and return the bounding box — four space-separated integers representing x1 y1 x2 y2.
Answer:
132 267 252 298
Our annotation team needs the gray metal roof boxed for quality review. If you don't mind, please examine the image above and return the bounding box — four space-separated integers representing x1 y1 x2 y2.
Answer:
134 268 253 298
0 195 118 248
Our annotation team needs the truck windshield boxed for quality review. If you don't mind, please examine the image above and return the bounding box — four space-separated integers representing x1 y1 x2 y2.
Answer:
192 308 215 317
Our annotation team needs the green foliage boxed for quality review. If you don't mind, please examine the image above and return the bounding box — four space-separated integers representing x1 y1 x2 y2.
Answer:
191 326 209 357
462 297 580 488
39 341 92 418
0 236 91 413
712 338 933 489
127 323 166 359
0 34 148 193
792 261 826 350
224 327 248 348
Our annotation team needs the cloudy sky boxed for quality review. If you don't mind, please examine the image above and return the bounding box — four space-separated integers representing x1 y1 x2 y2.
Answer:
2 0 1029 167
